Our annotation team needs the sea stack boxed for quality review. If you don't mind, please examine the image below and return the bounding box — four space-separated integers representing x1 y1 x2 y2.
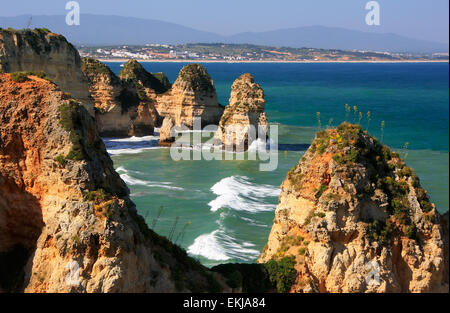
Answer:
259 123 449 293
0 73 228 293
158 117 176 146
0 28 93 114
82 58 161 137
119 59 170 98
214 73 268 151
156 64 224 128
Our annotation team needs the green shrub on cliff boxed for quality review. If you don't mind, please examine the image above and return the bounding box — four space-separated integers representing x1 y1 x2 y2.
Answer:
10 71 52 83
23 29 44 54
84 189 111 204
119 59 169 94
405 225 417 240
366 219 394 243
10 72 29 83
264 256 297 293
310 130 329 154
35 28 51 33
178 64 215 93
287 165 304 187
59 101 86 161
315 184 328 199
81 58 113 76
55 154 67 166
306 123 434 243
102 202 116 220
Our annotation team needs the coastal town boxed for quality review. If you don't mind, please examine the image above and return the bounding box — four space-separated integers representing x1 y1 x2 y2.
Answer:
77 43 449 62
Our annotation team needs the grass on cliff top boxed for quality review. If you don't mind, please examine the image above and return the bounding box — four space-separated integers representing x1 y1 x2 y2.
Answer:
288 122 437 243
81 57 114 76
178 64 215 93
0 28 50 54
0 27 50 33
119 59 169 94
10 71 53 83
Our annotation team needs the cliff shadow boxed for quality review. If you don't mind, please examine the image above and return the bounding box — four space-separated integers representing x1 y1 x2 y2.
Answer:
0 176 44 293
392 240 413 292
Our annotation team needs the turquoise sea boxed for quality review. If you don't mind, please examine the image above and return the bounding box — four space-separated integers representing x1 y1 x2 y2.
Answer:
105 62 449 267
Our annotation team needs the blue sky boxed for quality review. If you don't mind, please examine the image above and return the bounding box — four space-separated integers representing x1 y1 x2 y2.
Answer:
1 0 448 43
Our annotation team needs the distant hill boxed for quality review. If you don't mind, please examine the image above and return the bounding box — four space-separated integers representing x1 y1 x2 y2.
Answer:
0 14 221 45
0 14 448 53
226 26 449 53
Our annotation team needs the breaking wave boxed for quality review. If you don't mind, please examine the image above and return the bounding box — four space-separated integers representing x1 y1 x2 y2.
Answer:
187 227 260 262
116 166 183 191
208 176 280 213
103 135 164 155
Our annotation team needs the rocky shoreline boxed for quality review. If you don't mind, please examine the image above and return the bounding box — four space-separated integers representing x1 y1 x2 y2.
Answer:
0 28 448 293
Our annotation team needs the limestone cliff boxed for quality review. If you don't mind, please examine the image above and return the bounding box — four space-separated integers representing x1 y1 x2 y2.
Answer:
82 58 160 137
214 73 268 151
81 58 124 113
0 28 93 113
259 123 449 293
158 117 175 147
0 73 228 293
119 59 169 98
156 64 224 128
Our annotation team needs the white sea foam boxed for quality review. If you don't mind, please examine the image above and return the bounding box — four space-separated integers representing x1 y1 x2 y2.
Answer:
240 216 269 228
103 135 163 156
187 228 260 262
187 230 230 261
116 166 127 173
208 176 280 213
107 135 159 142
247 138 269 152
108 147 165 155
188 176 277 261
116 166 183 191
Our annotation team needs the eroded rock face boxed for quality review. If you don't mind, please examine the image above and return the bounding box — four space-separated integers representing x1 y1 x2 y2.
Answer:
81 58 124 113
82 58 161 137
259 123 449 293
0 74 228 293
214 74 268 151
119 59 169 97
156 64 224 128
158 117 175 146
0 28 93 114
